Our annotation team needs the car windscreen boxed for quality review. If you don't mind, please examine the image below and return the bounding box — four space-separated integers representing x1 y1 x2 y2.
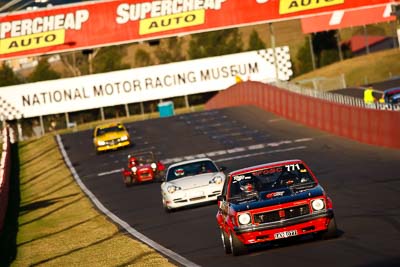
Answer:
229 163 316 199
166 160 218 181
135 153 155 164
97 125 125 136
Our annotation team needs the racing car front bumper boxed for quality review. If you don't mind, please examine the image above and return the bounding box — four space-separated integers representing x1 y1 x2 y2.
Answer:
233 209 334 244
96 140 131 152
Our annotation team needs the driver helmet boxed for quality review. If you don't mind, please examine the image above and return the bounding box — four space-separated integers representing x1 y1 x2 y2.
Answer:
240 180 255 193
129 156 138 166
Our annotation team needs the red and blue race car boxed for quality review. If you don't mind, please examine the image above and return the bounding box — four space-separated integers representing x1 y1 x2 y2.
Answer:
216 159 338 255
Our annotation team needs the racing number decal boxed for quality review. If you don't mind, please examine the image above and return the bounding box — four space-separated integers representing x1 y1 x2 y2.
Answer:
285 164 300 172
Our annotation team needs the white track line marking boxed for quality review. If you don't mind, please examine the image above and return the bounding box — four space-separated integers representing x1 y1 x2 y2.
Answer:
95 138 314 177
98 168 123 177
56 135 200 267
214 146 307 162
161 138 312 165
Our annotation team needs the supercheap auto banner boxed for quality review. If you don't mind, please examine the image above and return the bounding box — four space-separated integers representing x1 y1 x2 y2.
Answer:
0 47 292 119
0 0 398 60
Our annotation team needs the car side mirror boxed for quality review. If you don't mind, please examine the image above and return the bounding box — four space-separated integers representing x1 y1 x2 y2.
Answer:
217 195 226 209
219 166 227 171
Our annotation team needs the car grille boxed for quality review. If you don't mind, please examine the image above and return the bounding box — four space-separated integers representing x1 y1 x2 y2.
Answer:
253 204 310 224
105 138 121 145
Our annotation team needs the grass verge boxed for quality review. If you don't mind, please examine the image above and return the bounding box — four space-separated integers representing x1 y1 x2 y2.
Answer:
293 48 400 88
2 135 176 267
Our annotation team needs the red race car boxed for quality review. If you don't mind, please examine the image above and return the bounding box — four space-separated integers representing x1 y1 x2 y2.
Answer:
122 151 166 187
216 159 338 256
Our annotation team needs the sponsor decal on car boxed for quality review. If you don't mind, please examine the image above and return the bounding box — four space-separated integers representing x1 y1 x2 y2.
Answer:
266 191 285 198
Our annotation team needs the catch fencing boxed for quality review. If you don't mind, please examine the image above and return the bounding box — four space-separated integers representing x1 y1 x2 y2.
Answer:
205 81 400 149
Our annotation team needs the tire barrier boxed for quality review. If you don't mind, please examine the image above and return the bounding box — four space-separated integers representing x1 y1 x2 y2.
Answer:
205 81 400 149
0 127 10 234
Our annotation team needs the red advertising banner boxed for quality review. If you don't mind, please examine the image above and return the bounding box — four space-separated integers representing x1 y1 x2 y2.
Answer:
0 0 398 60
301 3 396 33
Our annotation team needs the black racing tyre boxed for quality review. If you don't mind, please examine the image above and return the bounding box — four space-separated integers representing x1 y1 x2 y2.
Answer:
229 231 248 256
220 229 232 254
316 216 338 240
322 216 338 239
124 176 132 187
130 175 137 185
155 171 165 183
162 199 172 213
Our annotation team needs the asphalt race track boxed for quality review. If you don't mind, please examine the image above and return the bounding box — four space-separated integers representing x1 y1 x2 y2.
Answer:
59 106 400 267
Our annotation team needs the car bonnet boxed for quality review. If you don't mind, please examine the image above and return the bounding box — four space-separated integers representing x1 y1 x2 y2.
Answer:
230 185 325 212
167 172 221 189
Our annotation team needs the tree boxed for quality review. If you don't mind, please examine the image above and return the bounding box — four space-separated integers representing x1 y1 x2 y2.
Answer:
0 62 22 86
247 29 266 51
134 48 154 67
312 30 338 67
155 37 186 64
188 28 243 59
28 58 61 82
320 49 339 67
91 46 130 74
295 37 314 76
59 52 84 77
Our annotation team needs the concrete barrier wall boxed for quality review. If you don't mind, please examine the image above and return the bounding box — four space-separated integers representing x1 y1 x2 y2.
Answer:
0 128 10 234
205 81 400 149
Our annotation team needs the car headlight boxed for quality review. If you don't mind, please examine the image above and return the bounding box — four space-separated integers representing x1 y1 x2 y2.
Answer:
238 213 251 225
120 135 128 141
151 163 157 170
167 185 181 194
209 175 223 184
97 140 106 146
131 166 137 173
311 199 325 211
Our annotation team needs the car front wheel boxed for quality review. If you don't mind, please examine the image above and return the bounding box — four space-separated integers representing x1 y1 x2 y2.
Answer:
124 176 132 187
322 216 338 239
316 216 338 240
229 231 248 256
162 199 172 213
220 229 232 254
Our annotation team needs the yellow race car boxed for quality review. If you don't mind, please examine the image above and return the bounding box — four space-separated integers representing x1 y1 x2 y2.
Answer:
93 122 131 153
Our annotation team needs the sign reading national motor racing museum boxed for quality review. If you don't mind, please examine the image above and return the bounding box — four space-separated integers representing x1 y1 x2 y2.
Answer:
0 47 293 120
0 0 398 60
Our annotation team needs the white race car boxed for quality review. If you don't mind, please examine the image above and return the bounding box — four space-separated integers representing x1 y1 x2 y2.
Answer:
161 158 226 212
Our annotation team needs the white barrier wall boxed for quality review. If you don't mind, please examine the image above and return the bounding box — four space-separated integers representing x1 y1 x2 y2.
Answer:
0 47 293 120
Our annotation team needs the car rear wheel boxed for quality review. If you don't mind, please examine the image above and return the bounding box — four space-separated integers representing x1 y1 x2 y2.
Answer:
229 231 248 256
220 229 232 254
